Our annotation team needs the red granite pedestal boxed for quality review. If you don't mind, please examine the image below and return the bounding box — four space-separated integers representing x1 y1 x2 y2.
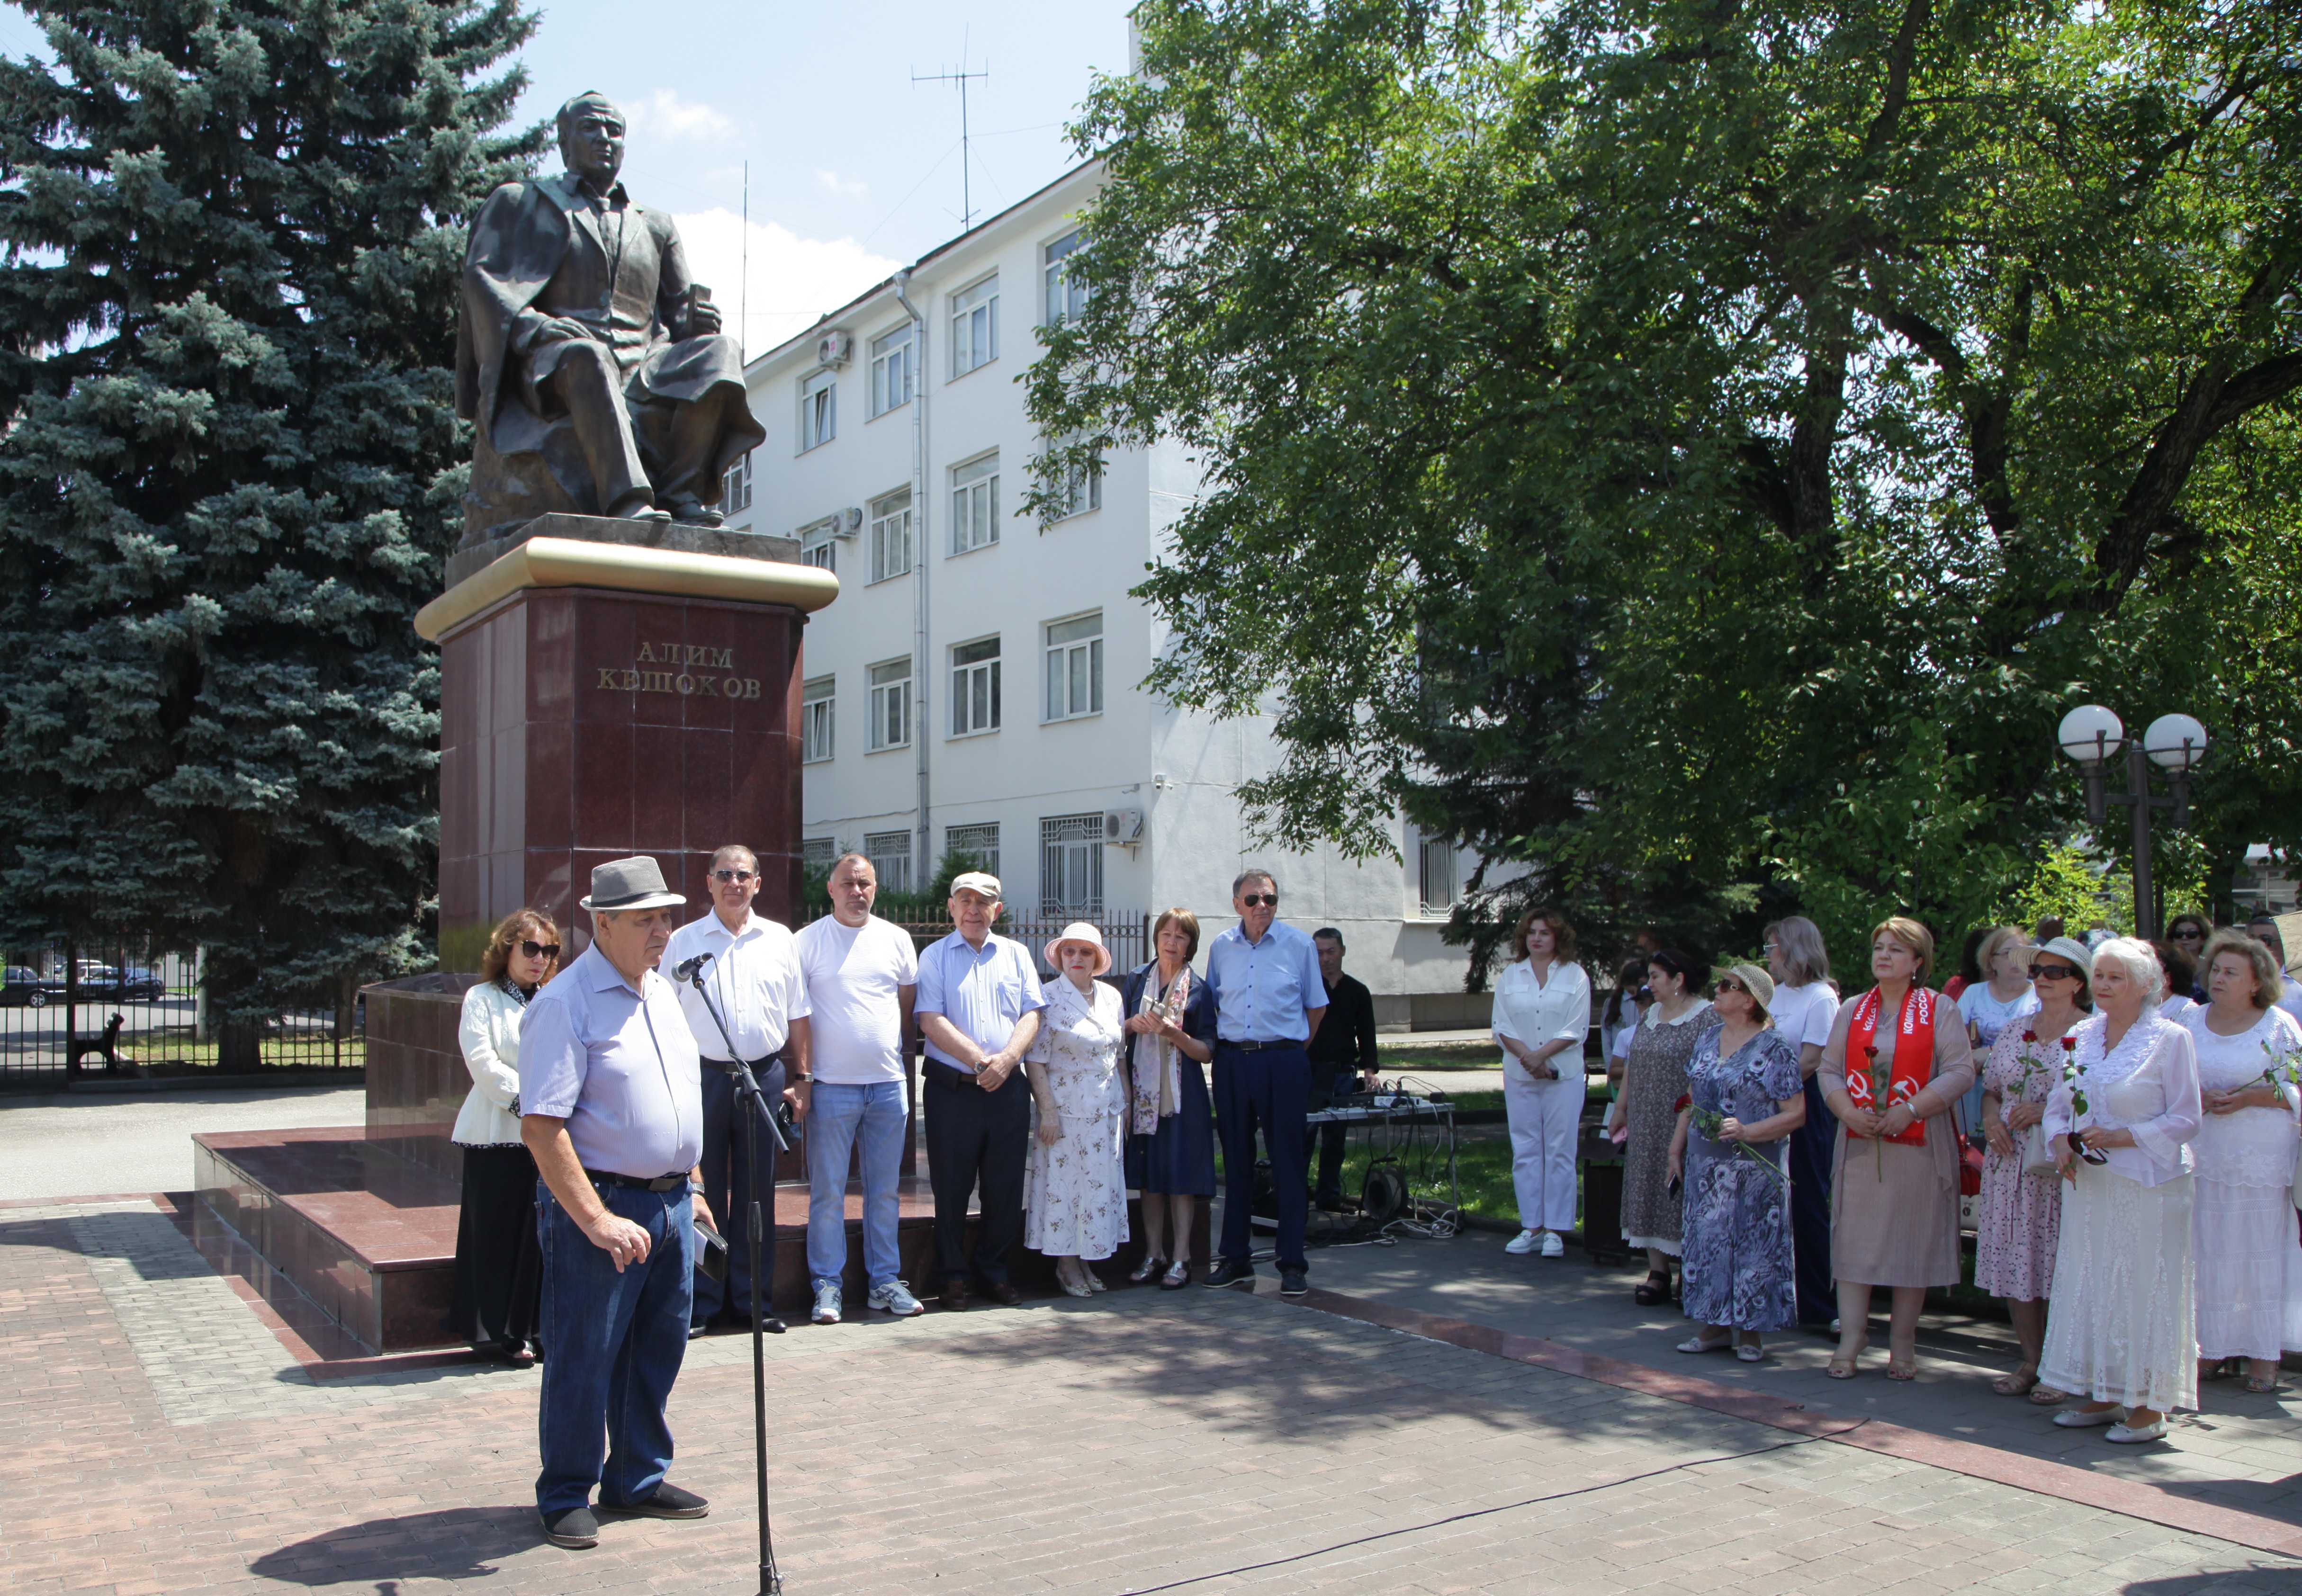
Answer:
421 515 834 965
189 525 1206 1354
434 584 810 970
189 520 851 1352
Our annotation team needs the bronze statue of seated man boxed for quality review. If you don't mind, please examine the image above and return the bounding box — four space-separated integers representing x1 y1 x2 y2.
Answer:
455 91 765 547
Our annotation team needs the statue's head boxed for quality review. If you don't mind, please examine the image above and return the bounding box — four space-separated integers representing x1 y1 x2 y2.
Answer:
557 92 626 187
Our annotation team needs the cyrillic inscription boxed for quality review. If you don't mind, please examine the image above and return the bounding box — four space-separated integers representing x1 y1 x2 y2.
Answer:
596 643 759 699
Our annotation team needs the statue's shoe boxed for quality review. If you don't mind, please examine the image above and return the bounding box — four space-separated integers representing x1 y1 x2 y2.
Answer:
665 499 724 527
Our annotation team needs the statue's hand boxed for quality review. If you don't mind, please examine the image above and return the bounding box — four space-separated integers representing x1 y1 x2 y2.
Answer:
686 299 723 336
532 316 594 346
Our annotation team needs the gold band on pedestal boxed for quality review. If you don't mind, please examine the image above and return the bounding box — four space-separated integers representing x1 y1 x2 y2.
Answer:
415 535 840 642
